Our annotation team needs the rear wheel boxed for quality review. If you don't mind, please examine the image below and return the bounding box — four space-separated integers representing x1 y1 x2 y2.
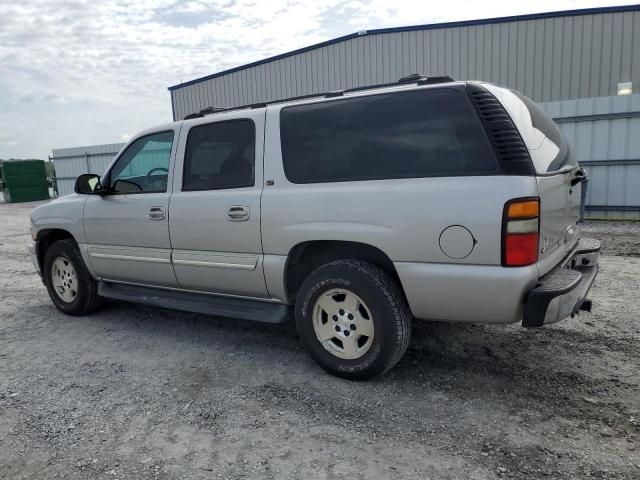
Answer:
43 239 102 315
295 259 412 380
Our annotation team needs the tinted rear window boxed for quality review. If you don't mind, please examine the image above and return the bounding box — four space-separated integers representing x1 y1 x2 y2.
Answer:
513 92 578 173
280 88 498 184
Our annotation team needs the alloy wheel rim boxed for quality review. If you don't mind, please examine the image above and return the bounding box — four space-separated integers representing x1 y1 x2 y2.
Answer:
51 257 78 303
312 288 374 360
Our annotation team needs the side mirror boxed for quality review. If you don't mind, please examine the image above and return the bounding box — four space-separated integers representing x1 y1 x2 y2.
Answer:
74 174 102 194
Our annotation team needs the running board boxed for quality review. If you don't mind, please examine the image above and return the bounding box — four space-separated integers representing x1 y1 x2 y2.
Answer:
98 282 289 324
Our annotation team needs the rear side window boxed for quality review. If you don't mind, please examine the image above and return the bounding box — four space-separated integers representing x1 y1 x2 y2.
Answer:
183 119 255 191
513 92 578 173
280 89 498 184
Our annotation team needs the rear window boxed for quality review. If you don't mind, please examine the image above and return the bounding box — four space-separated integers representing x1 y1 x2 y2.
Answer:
513 92 578 173
280 88 498 184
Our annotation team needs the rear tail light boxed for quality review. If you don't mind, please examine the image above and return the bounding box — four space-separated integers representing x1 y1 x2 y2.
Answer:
503 198 539 266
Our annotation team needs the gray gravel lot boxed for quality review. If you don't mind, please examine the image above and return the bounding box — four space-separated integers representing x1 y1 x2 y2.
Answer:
1 200 639 479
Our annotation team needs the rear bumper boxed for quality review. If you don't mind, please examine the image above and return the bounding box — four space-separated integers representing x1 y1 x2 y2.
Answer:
523 238 600 327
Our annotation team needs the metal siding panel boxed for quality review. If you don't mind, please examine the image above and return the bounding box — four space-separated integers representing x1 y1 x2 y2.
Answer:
421 29 430 77
589 15 604 98
560 17 574 101
443 28 453 78
170 9 639 111
395 32 405 80
465 26 475 80
427 29 436 77
358 36 366 86
497 23 507 86
524 21 535 98
626 165 640 204
459 27 468 80
238 69 246 104
588 166 607 204
608 118 628 159
632 12 640 93
600 13 614 97
364 36 374 85
629 117 640 157
344 41 353 86
329 43 338 90
579 15 593 99
408 30 418 74
591 120 610 160
515 22 526 93
606 165 625 205
549 18 563 101
482 25 491 81
610 13 624 93
533 19 545 100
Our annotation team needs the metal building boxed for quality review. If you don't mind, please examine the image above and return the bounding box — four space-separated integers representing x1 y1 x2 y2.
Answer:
51 143 124 196
169 5 640 120
52 5 640 217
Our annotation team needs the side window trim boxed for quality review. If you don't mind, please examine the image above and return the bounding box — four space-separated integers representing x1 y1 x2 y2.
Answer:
181 118 256 192
105 129 176 195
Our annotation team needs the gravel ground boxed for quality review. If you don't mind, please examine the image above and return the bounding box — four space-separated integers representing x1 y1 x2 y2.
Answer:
1 200 639 479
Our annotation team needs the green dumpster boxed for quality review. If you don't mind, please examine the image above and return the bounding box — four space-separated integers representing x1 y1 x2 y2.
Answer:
0 160 50 203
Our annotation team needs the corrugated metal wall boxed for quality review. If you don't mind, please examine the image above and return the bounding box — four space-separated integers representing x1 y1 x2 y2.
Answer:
540 93 640 219
170 8 640 120
51 143 124 196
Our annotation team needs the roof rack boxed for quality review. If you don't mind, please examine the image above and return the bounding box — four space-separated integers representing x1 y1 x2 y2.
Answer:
180 74 455 120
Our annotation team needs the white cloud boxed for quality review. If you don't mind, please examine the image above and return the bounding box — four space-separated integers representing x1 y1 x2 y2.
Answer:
0 0 636 159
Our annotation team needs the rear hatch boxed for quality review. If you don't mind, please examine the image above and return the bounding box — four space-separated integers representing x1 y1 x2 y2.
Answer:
482 84 584 276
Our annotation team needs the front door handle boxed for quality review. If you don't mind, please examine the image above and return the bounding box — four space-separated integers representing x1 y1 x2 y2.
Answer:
226 205 250 221
148 206 166 221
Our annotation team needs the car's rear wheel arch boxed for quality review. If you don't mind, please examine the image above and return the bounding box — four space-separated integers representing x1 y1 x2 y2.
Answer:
284 240 404 303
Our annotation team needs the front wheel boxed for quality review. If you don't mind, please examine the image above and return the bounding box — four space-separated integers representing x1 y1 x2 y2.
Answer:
295 260 412 380
43 239 102 315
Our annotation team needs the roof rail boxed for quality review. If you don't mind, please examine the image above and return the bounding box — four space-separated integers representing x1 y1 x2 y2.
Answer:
180 74 456 120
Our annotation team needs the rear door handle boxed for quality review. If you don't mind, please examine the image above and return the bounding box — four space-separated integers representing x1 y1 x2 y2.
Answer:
226 205 250 221
148 206 166 221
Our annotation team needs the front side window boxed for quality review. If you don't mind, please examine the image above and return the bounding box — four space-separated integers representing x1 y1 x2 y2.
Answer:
183 120 255 191
110 131 174 193
280 88 498 184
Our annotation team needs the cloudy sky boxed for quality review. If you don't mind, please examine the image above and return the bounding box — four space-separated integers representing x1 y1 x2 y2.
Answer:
0 0 635 159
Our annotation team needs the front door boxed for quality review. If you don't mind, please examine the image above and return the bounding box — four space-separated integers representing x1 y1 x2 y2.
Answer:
169 112 268 298
83 129 179 287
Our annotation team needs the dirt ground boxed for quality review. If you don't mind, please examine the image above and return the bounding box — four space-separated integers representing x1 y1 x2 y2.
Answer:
1 199 639 480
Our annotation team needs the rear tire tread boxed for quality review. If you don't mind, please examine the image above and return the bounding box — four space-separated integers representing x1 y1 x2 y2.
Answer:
295 258 412 379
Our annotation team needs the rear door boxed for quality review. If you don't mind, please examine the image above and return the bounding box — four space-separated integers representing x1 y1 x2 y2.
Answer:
168 111 269 298
484 84 582 275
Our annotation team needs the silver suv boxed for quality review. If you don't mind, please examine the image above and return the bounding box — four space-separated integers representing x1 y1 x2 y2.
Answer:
30 77 600 379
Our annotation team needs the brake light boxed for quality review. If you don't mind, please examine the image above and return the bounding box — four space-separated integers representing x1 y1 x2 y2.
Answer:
503 198 540 267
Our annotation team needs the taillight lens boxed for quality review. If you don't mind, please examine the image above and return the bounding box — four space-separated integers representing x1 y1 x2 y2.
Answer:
503 198 539 267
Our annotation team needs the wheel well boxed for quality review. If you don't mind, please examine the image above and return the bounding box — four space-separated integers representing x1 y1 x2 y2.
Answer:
36 229 75 272
285 241 401 301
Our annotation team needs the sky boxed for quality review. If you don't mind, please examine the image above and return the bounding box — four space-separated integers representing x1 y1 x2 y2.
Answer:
0 0 636 159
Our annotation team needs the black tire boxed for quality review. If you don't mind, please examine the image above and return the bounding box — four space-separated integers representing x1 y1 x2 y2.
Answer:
43 239 102 315
295 259 412 380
